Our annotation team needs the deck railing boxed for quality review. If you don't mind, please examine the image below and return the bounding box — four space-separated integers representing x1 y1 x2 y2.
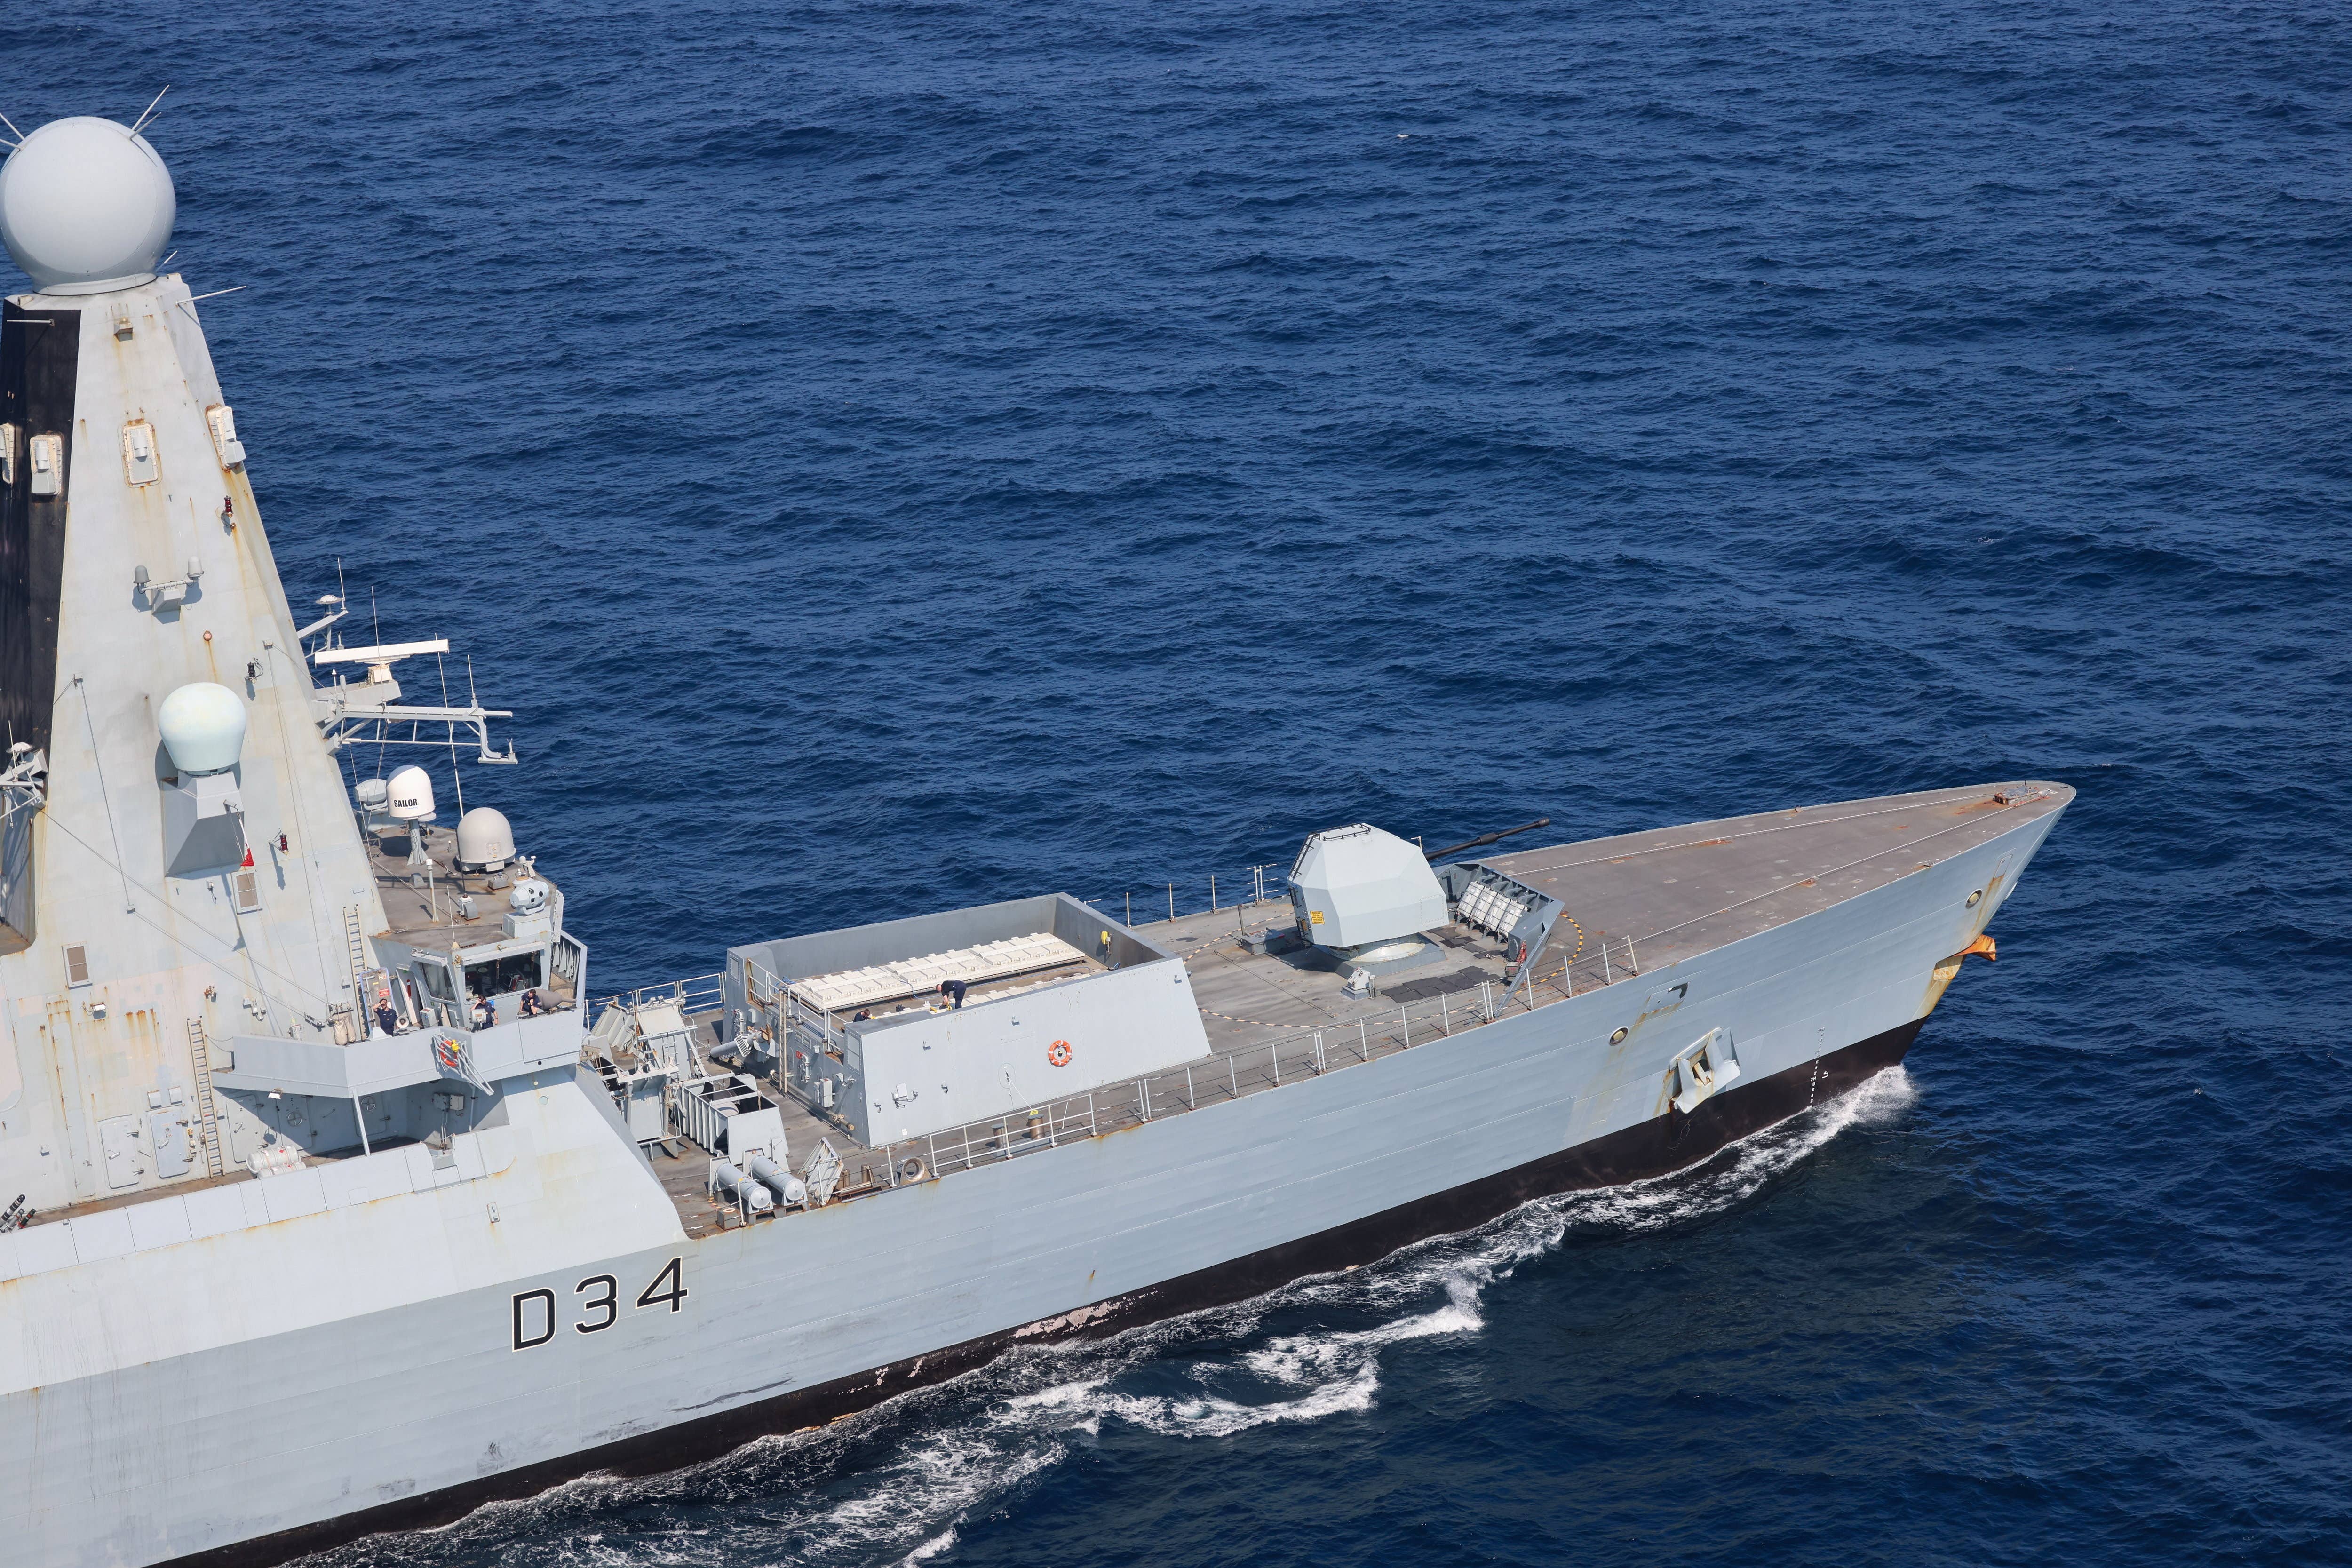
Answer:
1076 868 1295 932
584 862 1303 1034
577 844 1553 1032
611 911 1678 1217
588 852 1698 1218
585 971 725 1027
843 959 1632 1202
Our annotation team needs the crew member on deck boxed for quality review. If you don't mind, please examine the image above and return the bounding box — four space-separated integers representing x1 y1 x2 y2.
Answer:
520 988 544 1018
471 995 494 1031
938 979 969 1010
374 1000 399 1036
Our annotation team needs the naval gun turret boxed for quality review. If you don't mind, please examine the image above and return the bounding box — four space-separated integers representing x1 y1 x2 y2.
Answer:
1287 822 1448 964
1288 820 1568 995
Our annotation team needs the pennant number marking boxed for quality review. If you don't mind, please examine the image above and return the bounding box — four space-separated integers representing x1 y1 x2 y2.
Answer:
512 1258 688 1349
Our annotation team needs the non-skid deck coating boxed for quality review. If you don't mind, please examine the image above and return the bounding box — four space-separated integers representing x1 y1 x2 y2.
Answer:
651 782 2067 1233
1486 782 2061 985
1171 780 2066 1052
363 823 575 1001
646 1102 882 1240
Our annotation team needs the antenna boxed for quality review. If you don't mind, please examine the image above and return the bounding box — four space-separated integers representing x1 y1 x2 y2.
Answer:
437 650 465 816
128 85 171 138
0 111 20 151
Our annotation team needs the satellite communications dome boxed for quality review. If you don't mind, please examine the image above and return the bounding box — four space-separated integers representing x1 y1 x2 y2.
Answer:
0 116 176 294
156 683 246 776
386 765 437 821
455 806 516 870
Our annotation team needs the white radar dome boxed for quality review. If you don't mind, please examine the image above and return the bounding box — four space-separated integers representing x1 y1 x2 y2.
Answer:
156 683 246 776
0 116 176 295
455 806 516 869
386 765 437 821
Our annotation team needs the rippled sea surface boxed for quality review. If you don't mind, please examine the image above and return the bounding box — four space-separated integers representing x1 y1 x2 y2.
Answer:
12 0 2350 1562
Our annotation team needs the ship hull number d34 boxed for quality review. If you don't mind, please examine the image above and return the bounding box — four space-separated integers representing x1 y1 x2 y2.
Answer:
511 1258 688 1350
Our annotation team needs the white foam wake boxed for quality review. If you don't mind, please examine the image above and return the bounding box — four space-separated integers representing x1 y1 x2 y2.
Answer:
304 1068 1914 1568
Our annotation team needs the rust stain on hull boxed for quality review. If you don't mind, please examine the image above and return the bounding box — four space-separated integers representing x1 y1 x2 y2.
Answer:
1920 935 1998 1016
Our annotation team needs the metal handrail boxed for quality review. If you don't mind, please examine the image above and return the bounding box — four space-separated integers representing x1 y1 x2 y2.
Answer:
584 971 726 1026
828 964 1563 1204
607 909 1678 1213
1080 869 1296 931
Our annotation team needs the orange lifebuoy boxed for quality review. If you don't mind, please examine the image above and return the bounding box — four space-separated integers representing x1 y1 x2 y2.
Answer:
1047 1040 1073 1067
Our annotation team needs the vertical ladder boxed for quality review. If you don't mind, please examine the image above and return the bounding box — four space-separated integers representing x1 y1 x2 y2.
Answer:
187 1018 226 1178
342 904 371 1011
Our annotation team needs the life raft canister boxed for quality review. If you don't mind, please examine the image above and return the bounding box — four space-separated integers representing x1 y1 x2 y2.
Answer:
1048 1039 1073 1067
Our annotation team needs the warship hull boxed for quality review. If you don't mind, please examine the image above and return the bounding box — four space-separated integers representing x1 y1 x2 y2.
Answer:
4 789 2065 1568
177 1015 1924 1568
0 118 2073 1568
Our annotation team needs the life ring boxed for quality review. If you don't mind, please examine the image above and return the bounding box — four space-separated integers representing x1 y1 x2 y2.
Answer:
1047 1039 1073 1067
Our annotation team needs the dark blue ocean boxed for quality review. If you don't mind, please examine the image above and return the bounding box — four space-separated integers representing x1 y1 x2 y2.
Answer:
13 1 2351 1561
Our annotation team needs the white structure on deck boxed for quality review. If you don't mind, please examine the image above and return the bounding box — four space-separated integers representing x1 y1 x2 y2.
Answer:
0 109 2074 1568
1288 822 1448 948
729 894 1212 1145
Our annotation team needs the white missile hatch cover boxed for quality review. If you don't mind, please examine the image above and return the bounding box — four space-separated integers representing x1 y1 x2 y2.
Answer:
1289 823 1447 948
0 116 176 295
156 683 246 777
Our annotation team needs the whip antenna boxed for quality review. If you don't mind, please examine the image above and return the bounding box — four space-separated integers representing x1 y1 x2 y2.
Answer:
129 84 171 137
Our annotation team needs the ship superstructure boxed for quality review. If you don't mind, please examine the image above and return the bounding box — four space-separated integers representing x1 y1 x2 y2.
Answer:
0 116 2072 1568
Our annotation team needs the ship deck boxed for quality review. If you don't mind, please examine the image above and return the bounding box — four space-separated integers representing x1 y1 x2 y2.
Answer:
361 820 583 1025
365 821 573 974
643 780 2070 1236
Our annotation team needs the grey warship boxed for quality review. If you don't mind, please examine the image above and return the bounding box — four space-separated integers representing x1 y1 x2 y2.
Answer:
0 113 2073 1568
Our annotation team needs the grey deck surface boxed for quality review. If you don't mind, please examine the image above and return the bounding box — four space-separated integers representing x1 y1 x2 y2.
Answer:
645 1097 895 1238
650 780 2068 1228
1488 780 2067 984
652 1012 885 1236
1168 779 2069 1050
364 824 577 996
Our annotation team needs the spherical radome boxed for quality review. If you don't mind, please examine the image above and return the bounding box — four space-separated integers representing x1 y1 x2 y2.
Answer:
157 683 246 776
456 806 516 868
387 765 437 821
0 117 176 294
